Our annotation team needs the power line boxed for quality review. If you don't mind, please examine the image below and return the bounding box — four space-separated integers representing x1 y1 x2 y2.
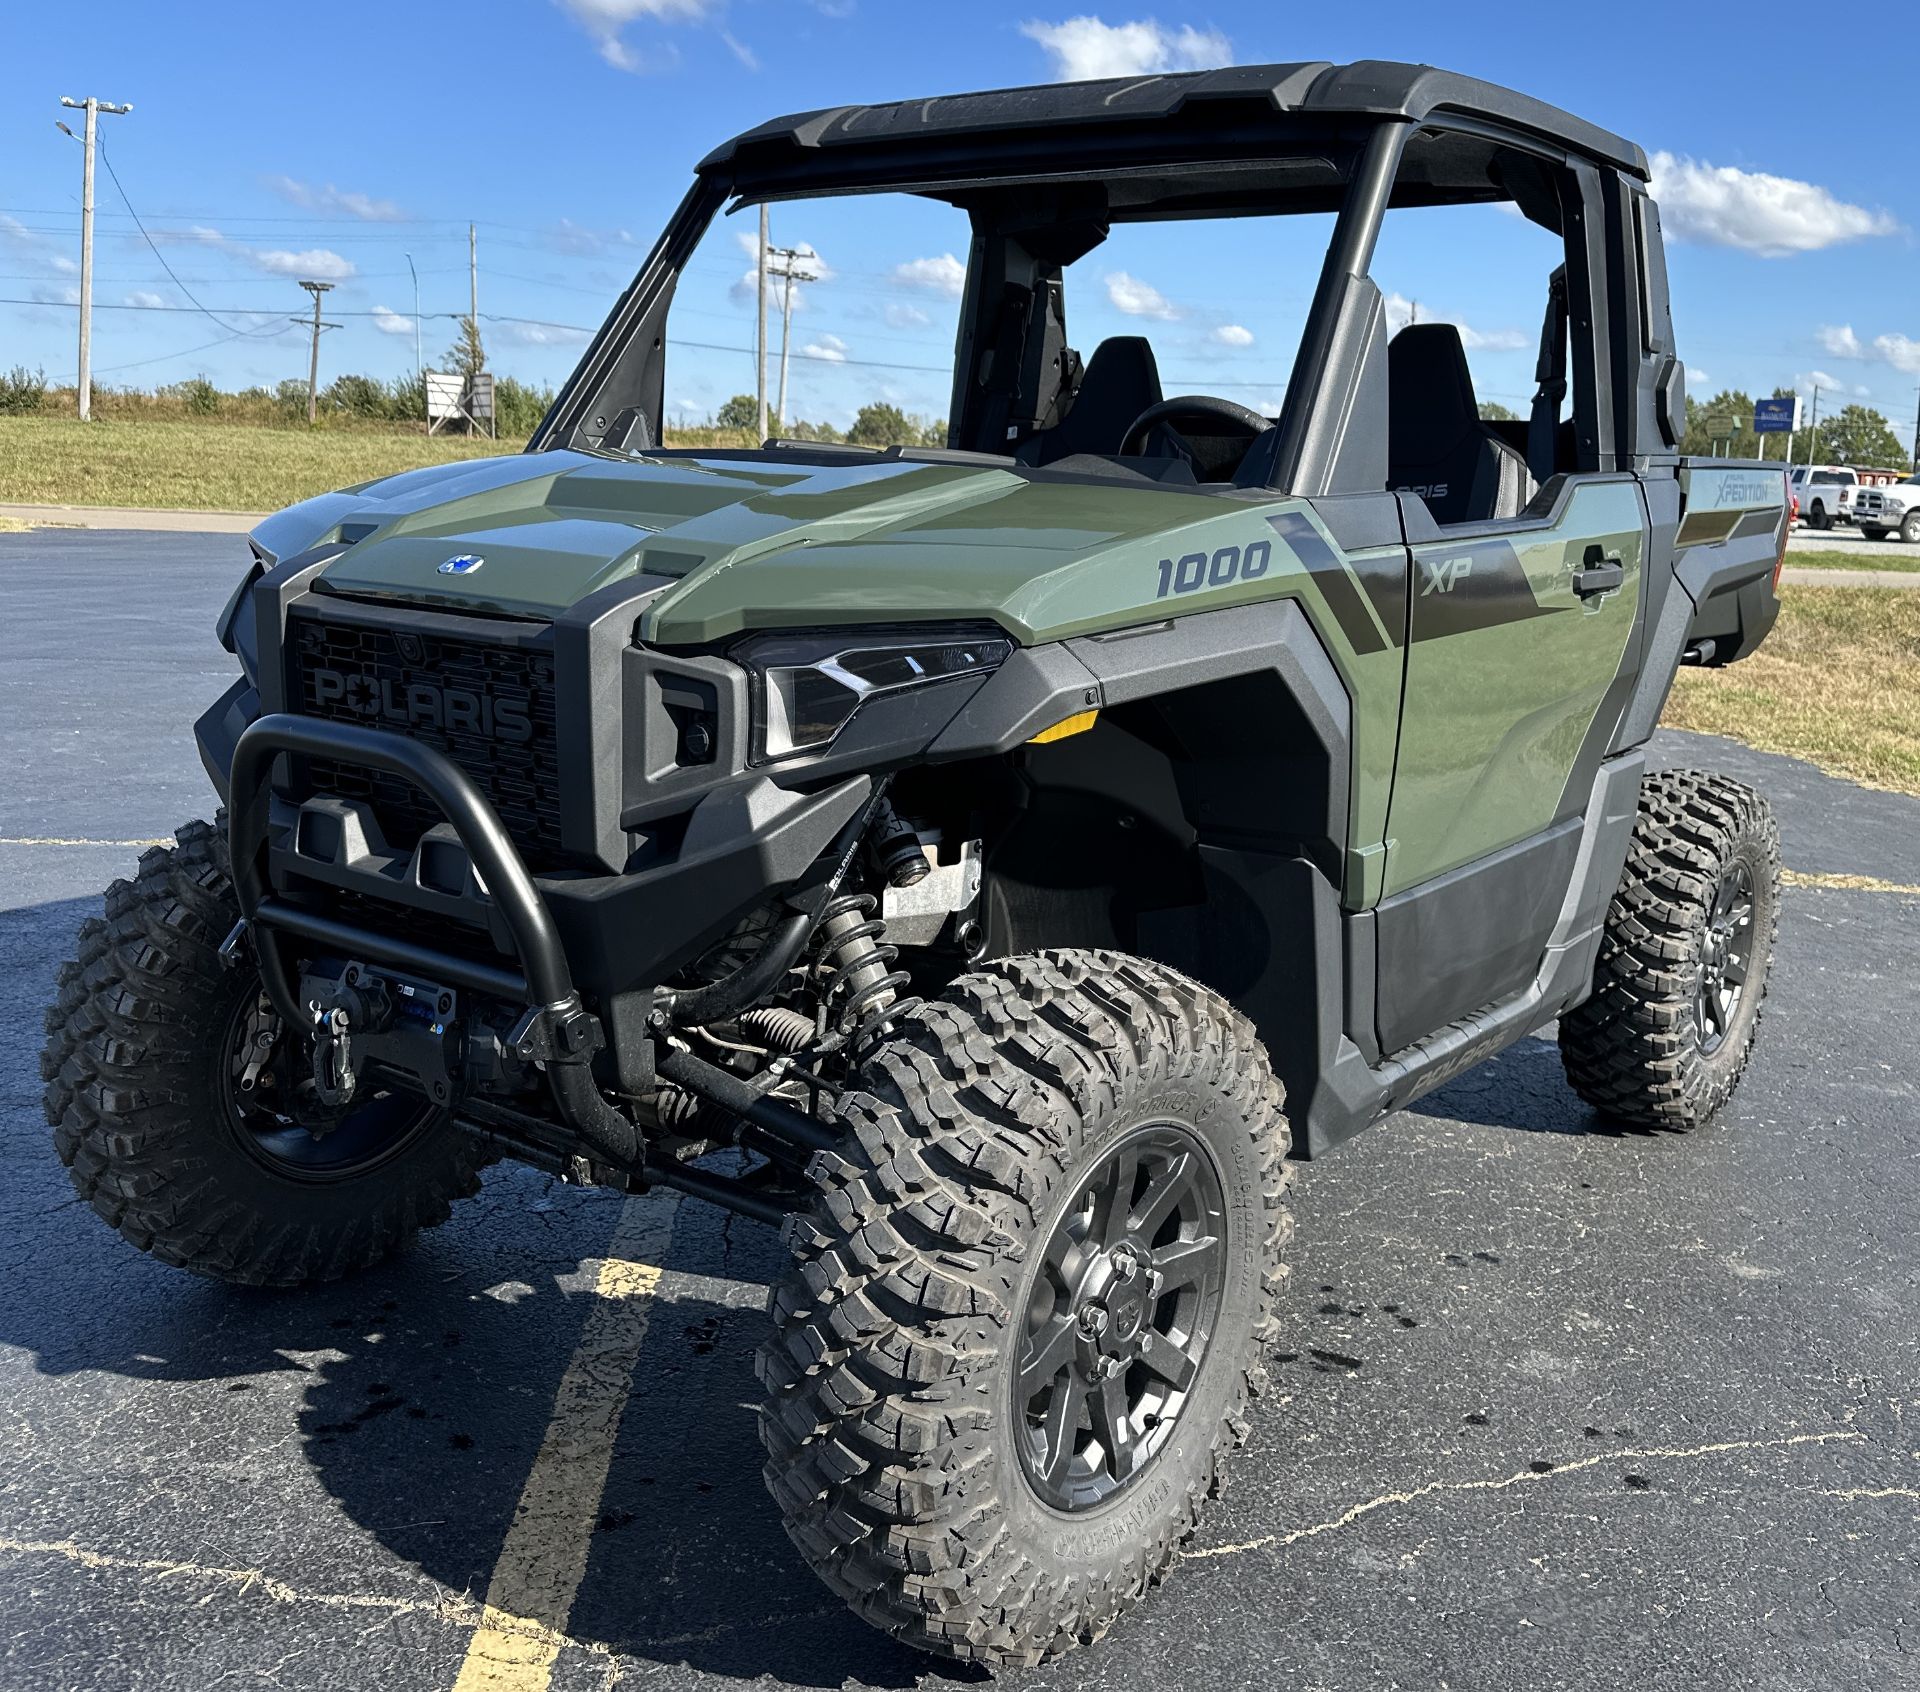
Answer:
95 138 282 340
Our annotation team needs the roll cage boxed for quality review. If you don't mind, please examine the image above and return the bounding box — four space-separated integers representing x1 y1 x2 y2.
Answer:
532 60 1681 490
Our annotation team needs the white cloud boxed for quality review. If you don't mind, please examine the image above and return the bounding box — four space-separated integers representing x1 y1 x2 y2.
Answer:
153 223 357 281
1797 369 1845 394
1816 324 1865 359
264 175 404 222
1689 369 1709 390
884 301 930 330
720 29 758 69
891 253 967 297
1105 270 1180 320
1873 333 1920 376
551 218 636 255
495 319 590 346
1210 323 1254 347
1019 16 1232 81
372 305 415 336
801 332 848 363
253 246 357 281
554 0 719 71
1 212 79 276
1382 292 1526 352
124 290 166 309
1648 152 1898 257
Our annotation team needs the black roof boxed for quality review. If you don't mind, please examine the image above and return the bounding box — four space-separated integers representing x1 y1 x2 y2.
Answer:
698 60 1649 198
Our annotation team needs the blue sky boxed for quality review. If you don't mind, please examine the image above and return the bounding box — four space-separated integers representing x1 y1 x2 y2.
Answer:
6 2 1915 447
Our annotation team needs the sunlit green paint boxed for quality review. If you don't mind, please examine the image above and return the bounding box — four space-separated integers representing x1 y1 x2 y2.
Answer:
260 449 1420 907
1384 478 1647 893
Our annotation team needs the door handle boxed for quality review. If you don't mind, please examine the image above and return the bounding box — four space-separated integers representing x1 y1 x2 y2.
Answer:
1573 549 1625 599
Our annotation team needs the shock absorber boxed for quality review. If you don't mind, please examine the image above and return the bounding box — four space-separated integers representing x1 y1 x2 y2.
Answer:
813 892 918 1057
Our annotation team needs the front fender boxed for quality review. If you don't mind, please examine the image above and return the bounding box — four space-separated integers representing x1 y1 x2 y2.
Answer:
195 675 260 805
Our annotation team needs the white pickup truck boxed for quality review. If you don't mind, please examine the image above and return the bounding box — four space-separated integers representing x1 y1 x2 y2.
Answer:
1788 464 1859 529
1853 474 1920 543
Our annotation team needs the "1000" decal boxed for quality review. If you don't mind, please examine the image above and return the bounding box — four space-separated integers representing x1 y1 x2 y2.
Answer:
1154 540 1273 600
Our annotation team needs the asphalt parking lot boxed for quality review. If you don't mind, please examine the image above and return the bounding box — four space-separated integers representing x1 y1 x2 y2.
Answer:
3 528 1916 1692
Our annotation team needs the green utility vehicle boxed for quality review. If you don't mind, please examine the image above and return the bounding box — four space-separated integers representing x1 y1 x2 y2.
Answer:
45 62 1790 1666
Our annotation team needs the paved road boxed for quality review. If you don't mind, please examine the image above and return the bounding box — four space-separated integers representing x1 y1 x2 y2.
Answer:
3 530 1916 1692
1788 523 1917 561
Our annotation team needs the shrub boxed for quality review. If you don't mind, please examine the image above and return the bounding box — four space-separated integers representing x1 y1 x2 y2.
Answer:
181 376 220 416
0 366 47 415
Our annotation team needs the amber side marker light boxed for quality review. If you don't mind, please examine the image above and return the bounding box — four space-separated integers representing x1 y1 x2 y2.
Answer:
1027 709 1099 745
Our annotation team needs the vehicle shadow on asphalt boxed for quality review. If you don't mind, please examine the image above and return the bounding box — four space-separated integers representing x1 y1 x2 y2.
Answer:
1401 1033 1626 1137
9 889 962 1684
0 1208 974 1686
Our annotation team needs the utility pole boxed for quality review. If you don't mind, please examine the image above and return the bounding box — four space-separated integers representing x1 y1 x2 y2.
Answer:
755 205 769 440
58 95 132 423
469 222 479 355
297 279 337 426
1806 383 1821 466
405 251 422 389
1911 383 1919 474
767 245 812 432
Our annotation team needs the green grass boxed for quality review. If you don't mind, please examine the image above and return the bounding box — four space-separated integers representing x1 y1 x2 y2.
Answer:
1785 547 1920 574
0 416 528 512
0 415 771 513
1665 587 1920 795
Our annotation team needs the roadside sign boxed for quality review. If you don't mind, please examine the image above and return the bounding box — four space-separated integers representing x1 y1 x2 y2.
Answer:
1753 396 1801 434
1704 409 1737 440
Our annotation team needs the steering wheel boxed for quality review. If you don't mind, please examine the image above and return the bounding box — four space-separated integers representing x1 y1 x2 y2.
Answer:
1118 395 1272 459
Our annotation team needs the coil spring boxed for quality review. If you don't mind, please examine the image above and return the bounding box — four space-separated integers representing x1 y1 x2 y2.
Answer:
813 892 919 1058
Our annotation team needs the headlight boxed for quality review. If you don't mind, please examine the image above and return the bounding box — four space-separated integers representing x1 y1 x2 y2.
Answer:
739 627 1012 762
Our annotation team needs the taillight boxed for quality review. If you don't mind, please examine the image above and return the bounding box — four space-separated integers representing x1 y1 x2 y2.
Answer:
1774 471 1791 590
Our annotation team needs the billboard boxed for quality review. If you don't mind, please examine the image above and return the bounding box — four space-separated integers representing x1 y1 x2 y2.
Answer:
1753 396 1802 434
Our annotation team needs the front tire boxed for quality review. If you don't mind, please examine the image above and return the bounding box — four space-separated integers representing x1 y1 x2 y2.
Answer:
1861 525 1889 542
1901 511 1920 545
1559 771 1780 1131
757 950 1292 1667
41 819 485 1287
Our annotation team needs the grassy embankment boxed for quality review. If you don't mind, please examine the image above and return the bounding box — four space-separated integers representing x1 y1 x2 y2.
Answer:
1665 587 1920 795
1783 546 1920 575
0 415 758 513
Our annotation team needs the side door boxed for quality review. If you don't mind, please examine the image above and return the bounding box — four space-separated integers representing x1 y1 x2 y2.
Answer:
1371 166 1650 1055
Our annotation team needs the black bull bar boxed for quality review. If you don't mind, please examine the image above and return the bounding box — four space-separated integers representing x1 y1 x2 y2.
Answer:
228 713 641 1163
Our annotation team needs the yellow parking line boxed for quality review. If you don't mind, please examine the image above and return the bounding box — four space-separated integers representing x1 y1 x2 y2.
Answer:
1784 869 1920 896
451 1193 681 1692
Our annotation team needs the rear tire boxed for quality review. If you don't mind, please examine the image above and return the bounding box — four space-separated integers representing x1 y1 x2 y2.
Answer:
41 818 485 1287
1809 501 1832 530
1559 771 1780 1131
757 949 1292 1667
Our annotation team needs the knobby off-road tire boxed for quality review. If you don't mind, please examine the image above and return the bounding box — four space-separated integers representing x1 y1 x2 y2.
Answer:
41 818 485 1287
757 949 1292 1667
1559 770 1781 1131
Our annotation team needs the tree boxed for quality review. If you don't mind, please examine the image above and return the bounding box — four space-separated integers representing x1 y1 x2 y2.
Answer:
1810 403 1907 470
715 393 758 430
446 316 486 381
847 402 915 446
1478 400 1519 423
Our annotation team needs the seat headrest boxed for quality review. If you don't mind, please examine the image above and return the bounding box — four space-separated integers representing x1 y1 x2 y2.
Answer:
1387 323 1481 463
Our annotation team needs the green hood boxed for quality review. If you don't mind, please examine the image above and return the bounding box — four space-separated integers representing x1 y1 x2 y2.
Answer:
254 447 1261 647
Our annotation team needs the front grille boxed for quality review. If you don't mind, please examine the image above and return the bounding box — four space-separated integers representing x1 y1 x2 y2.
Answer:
287 609 565 863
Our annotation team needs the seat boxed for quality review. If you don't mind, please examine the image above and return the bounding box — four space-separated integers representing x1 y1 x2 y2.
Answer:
1386 324 1533 525
1015 336 1163 466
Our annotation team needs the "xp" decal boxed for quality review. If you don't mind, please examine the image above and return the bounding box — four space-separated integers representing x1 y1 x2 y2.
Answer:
1419 554 1475 595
